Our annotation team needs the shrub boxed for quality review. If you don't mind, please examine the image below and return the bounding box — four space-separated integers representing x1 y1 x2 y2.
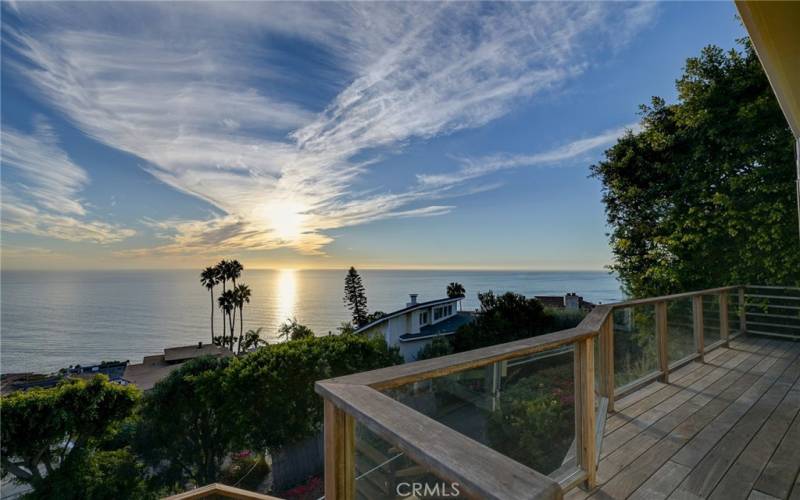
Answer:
223 334 402 451
486 366 574 474
0 375 140 494
415 337 454 361
452 291 554 352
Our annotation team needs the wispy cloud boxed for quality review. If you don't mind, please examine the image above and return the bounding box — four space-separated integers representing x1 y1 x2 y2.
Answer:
2 119 88 215
4 2 657 256
417 123 640 188
1 121 135 243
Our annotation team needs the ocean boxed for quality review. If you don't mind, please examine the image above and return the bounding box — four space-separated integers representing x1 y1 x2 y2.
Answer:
0 269 622 373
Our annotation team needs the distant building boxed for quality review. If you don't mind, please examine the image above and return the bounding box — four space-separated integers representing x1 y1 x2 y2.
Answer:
534 292 595 311
68 360 129 381
354 294 474 361
0 372 64 395
123 342 232 391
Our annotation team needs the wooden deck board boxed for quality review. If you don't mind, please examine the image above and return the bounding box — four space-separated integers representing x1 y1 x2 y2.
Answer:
752 390 800 500
595 341 779 487
571 336 800 500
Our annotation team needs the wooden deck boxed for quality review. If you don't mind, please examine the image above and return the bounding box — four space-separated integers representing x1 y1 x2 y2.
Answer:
567 335 800 500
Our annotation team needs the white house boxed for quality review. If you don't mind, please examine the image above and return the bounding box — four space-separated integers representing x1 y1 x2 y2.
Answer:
354 294 474 361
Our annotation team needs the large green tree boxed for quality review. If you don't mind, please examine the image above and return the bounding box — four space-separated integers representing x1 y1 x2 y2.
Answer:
592 39 800 297
0 376 140 496
135 356 234 490
224 334 402 450
452 291 553 352
343 267 369 327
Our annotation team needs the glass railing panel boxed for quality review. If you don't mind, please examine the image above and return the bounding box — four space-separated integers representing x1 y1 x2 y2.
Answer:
702 294 722 345
613 305 659 388
355 422 466 500
745 286 800 339
666 297 695 364
383 348 576 477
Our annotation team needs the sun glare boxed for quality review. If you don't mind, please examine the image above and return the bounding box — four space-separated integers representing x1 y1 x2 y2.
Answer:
255 201 308 243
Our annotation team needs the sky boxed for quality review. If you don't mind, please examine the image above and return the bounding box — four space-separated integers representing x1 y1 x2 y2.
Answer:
0 1 746 271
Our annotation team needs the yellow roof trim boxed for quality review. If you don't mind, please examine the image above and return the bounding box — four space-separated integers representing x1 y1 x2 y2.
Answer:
735 1 800 138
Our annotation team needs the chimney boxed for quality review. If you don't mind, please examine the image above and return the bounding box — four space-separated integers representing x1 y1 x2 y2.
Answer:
407 294 418 307
564 293 581 310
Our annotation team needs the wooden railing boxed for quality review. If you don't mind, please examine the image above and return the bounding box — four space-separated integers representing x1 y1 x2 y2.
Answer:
163 483 280 500
315 285 796 500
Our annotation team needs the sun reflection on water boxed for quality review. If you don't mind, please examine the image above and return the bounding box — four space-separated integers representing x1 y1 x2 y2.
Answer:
275 269 297 326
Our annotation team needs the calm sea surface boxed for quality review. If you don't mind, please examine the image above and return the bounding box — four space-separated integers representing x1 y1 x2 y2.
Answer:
0 270 622 373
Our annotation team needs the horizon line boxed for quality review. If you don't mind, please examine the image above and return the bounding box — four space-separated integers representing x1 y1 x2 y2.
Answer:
0 266 613 273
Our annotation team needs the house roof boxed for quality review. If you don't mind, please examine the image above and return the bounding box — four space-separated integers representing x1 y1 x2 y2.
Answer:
399 312 475 342
354 296 463 334
534 295 596 309
163 344 232 363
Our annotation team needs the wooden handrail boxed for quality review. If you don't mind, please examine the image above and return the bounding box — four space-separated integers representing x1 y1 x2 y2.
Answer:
163 483 279 500
608 285 739 308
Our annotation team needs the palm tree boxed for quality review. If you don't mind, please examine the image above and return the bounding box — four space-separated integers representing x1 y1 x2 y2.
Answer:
200 267 218 344
215 260 229 343
234 283 251 354
242 327 267 352
228 260 243 287
218 289 236 350
224 260 243 345
447 282 466 298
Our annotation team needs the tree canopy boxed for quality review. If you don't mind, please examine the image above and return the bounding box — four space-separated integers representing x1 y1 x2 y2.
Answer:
1 376 140 496
446 282 466 298
136 356 234 490
452 291 553 352
592 40 800 297
224 334 402 450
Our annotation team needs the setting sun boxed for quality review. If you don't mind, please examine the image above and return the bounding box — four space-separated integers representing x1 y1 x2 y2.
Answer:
256 201 308 243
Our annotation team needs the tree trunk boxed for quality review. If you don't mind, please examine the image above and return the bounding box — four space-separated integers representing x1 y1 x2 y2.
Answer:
210 289 215 344
221 281 227 343
229 313 236 350
231 307 237 349
237 307 244 354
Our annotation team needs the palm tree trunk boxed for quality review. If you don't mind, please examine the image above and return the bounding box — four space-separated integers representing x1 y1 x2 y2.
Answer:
237 307 244 354
221 281 227 344
228 313 236 351
210 290 215 344
231 307 237 348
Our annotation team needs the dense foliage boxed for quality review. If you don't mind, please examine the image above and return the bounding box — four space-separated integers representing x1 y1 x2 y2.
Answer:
487 366 575 474
278 317 315 341
592 40 800 297
224 333 402 450
452 291 554 352
135 333 401 493
0 376 141 498
446 282 466 298
2 332 401 497
136 356 234 489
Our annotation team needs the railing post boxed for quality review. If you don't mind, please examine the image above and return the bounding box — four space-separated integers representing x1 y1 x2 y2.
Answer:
692 295 705 362
575 336 597 489
324 399 355 500
739 286 748 335
598 314 615 413
655 301 669 383
719 291 730 346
